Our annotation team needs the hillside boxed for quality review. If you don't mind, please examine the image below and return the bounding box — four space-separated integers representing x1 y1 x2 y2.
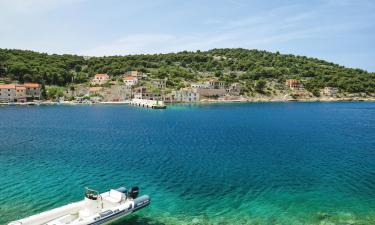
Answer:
0 48 374 95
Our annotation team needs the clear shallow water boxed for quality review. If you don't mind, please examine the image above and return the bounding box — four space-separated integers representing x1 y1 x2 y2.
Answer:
1 103 375 225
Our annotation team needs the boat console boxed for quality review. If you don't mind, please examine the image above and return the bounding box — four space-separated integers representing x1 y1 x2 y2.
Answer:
85 187 99 200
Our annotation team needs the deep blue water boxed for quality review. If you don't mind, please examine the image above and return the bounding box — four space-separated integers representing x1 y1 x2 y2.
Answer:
1 103 375 225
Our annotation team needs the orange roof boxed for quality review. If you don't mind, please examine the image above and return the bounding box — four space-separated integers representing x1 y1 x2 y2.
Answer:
94 74 109 78
89 87 103 92
24 83 40 88
0 84 16 89
123 76 135 81
16 85 26 90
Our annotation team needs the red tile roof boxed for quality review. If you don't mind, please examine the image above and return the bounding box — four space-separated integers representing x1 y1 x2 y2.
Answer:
0 84 16 89
123 76 135 81
24 83 40 88
16 86 26 90
94 74 109 78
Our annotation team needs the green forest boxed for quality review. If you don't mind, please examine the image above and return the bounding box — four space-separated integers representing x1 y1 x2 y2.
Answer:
0 48 374 94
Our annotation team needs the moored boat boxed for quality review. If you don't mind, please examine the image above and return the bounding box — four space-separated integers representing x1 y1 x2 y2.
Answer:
8 186 150 225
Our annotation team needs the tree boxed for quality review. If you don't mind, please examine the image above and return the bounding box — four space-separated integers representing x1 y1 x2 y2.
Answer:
47 86 65 100
255 79 266 93
41 83 47 99
0 48 372 95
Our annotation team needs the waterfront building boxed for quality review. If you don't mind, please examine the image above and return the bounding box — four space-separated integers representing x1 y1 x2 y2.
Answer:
123 76 138 87
0 84 16 102
171 88 200 102
91 74 109 85
133 86 162 100
15 85 27 102
0 83 40 102
24 83 41 100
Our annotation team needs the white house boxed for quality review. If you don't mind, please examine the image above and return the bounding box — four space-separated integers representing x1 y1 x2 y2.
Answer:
124 71 147 79
91 74 109 85
123 76 138 87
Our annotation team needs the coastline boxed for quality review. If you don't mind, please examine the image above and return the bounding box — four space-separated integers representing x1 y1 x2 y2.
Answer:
1 97 375 107
199 96 375 104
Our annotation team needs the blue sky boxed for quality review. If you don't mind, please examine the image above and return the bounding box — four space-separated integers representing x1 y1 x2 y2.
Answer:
0 0 374 71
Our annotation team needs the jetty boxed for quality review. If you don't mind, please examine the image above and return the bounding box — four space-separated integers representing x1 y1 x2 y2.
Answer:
130 99 167 109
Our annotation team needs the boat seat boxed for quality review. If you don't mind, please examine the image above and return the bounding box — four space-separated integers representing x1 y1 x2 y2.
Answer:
105 189 123 203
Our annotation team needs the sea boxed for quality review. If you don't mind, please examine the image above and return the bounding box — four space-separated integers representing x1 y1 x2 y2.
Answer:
1 102 375 225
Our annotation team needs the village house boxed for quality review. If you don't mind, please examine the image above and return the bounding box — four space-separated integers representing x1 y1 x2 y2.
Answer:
15 85 27 102
24 83 41 100
0 84 17 102
323 87 339 96
124 71 147 79
152 79 167 89
123 76 138 87
285 79 304 90
133 86 162 100
91 74 109 85
205 79 226 89
171 88 200 103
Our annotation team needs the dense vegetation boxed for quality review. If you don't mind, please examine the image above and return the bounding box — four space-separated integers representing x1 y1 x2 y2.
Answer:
0 48 374 94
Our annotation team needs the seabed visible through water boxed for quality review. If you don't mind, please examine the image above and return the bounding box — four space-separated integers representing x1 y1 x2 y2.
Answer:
1 102 375 224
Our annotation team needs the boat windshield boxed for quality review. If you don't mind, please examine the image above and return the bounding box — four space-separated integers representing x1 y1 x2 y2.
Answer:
85 187 99 200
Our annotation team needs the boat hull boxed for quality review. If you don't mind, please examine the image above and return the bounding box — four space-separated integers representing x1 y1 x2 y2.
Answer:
8 192 150 225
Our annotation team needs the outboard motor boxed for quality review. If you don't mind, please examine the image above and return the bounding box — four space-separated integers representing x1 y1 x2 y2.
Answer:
128 186 139 199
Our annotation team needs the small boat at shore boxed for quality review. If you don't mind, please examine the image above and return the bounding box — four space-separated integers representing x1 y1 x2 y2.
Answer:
8 186 150 225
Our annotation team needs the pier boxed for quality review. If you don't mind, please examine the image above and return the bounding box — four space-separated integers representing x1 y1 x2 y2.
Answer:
130 99 167 109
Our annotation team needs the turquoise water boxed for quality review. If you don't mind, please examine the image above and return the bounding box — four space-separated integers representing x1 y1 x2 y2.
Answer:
1 103 375 225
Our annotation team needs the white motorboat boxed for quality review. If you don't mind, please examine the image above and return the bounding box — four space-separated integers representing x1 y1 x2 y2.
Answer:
8 186 150 225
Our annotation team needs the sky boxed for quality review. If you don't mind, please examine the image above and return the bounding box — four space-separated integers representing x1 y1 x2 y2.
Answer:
0 0 374 71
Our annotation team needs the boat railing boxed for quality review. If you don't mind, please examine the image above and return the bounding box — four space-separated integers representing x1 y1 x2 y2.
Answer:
85 187 103 209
